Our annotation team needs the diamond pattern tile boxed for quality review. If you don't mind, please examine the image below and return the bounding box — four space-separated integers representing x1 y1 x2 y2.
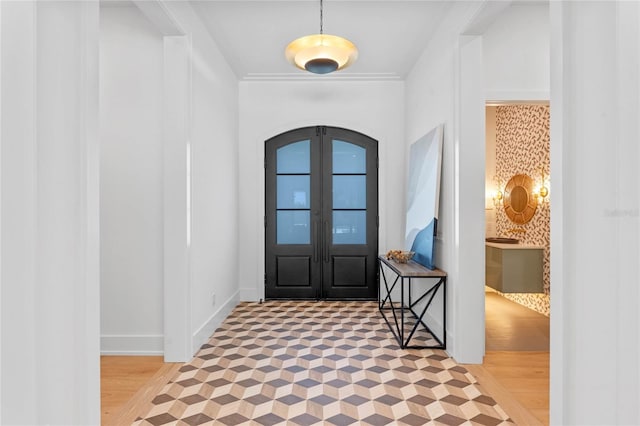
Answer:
133 301 512 425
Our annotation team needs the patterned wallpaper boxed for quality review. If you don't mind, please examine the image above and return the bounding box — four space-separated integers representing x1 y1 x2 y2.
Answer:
494 105 550 317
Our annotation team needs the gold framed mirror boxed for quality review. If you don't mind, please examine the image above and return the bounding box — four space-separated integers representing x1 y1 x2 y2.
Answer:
503 174 538 224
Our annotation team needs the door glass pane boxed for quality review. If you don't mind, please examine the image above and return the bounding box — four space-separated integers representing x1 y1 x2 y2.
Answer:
277 140 310 174
277 176 310 209
333 211 366 245
277 210 310 244
333 175 366 209
333 140 366 174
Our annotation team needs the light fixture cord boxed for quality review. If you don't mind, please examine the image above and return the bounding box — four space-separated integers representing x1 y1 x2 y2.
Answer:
320 0 324 34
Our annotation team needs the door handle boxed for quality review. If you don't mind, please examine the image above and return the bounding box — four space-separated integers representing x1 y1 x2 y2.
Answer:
324 221 330 263
313 221 318 263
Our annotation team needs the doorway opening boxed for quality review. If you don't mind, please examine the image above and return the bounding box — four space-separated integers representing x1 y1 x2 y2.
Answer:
264 126 378 300
484 103 550 346
483 103 550 424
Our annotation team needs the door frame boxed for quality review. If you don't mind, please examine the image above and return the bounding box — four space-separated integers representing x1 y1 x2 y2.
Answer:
264 126 379 300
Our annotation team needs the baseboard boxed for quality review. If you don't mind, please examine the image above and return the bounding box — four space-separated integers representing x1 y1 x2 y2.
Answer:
100 334 164 355
191 290 240 355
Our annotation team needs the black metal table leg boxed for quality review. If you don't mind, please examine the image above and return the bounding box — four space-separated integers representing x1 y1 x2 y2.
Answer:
377 256 447 350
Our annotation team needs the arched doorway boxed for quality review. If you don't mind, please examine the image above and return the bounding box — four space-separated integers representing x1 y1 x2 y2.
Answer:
264 126 378 299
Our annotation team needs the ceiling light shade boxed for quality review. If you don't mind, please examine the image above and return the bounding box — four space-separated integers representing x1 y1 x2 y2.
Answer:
286 34 358 74
285 0 358 74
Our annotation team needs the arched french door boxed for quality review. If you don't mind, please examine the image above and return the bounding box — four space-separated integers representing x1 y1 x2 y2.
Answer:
265 126 378 299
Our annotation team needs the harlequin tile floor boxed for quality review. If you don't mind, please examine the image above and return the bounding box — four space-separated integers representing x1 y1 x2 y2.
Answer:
133 301 512 425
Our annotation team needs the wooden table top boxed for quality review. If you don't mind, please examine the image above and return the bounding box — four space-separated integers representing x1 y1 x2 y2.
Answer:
378 255 447 278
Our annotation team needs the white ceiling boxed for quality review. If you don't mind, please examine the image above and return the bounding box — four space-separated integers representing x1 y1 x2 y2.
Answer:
189 1 454 81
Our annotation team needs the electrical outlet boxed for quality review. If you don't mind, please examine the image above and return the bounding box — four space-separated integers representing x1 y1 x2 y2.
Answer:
212 293 216 306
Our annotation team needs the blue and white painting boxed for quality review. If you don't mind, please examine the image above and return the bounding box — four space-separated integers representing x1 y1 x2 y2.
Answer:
405 125 444 270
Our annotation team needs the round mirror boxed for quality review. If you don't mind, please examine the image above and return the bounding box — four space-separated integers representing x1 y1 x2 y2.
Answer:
503 174 538 224
510 186 528 213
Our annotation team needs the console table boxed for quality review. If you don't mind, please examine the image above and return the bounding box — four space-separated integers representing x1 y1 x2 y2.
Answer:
378 255 447 349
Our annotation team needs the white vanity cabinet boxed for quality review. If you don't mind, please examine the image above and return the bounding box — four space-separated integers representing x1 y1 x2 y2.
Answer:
485 242 544 293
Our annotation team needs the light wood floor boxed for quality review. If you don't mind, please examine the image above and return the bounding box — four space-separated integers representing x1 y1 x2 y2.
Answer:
468 291 550 425
485 291 550 351
100 295 550 425
101 356 178 425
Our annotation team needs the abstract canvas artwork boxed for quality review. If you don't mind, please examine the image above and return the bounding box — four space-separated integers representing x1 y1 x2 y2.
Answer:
405 125 444 270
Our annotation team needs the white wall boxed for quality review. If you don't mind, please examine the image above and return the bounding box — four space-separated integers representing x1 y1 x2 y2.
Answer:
100 5 165 355
405 2 487 364
164 3 241 353
550 2 640 424
483 3 550 101
238 80 404 301
99 1 240 358
1 1 101 423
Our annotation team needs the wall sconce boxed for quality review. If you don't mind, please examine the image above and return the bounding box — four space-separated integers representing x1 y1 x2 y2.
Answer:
533 167 549 203
493 189 503 208
492 175 503 208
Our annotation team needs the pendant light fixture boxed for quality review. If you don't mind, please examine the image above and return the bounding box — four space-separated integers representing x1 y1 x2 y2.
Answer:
285 0 358 74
